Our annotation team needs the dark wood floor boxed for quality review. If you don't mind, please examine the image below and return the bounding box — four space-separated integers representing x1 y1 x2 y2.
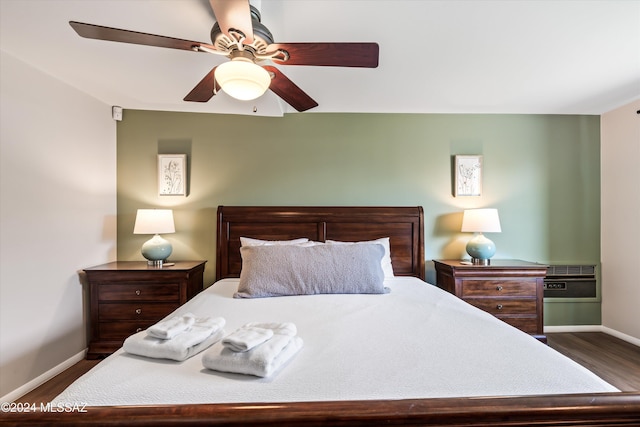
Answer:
16 359 101 404
546 332 640 391
14 332 640 403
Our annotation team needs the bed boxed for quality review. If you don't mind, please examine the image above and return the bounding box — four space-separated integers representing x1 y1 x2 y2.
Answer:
5 206 640 426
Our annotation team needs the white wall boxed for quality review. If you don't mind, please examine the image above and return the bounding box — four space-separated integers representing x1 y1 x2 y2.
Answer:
601 98 640 342
0 51 117 398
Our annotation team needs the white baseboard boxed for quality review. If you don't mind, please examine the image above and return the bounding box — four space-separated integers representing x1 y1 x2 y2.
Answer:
544 325 603 333
1 348 87 403
544 325 640 347
602 326 640 347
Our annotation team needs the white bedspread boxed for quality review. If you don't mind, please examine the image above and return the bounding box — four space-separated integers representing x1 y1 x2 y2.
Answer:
53 277 617 406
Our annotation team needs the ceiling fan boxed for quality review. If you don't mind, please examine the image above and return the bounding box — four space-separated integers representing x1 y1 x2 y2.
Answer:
69 0 379 112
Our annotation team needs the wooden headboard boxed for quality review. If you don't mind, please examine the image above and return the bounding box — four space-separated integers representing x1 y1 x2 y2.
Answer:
216 206 425 281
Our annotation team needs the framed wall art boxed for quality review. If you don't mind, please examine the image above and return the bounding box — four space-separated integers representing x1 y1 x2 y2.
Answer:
454 155 482 197
158 154 186 196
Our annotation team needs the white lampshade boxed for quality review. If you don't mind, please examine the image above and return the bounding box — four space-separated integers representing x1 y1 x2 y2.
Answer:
461 208 501 233
133 209 175 235
215 58 271 101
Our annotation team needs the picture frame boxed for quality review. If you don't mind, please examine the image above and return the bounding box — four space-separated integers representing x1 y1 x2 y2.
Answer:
454 155 482 197
158 154 186 196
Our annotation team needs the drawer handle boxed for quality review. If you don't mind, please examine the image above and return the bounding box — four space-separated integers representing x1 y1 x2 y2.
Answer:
135 308 142 315
496 286 503 291
497 304 503 310
135 290 141 296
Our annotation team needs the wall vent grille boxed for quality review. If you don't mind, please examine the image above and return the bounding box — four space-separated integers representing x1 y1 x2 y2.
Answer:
546 264 595 278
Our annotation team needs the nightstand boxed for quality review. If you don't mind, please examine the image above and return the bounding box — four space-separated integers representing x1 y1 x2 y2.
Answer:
84 260 206 358
433 259 547 341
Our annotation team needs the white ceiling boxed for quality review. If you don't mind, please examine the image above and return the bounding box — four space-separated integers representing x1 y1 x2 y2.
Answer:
1 0 639 117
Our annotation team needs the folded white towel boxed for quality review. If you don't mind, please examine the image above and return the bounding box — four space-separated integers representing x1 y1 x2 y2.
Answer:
222 326 274 352
123 317 225 361
202 334 303 378
147 313 196 339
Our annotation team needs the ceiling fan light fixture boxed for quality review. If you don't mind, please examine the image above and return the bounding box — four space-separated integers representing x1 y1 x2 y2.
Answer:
215 58 270 101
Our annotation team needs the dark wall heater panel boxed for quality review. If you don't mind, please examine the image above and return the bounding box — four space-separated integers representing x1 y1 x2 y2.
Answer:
544 265 597 298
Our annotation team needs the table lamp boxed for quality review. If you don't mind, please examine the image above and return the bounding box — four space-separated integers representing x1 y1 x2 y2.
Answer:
461 208 501 265
133 209 175 267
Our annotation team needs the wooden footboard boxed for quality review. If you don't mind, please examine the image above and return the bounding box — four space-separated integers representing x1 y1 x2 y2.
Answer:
2 392 640 426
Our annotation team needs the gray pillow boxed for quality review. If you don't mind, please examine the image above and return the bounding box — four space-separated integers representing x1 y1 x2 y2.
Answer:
234 243 387 298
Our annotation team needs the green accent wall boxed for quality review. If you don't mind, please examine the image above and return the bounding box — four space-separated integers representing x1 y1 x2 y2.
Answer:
117 110 601 326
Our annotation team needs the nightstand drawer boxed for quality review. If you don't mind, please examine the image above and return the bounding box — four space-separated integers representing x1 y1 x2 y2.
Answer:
433 260 546 339
98 321 154 339
465 298 537 315
499 317 539 334
98 284 180 301
99 302 179 320
461 279 537 297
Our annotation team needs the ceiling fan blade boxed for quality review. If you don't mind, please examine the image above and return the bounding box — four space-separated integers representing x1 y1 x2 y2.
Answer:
263 66 318 112
184 67 220 102
209 0 253 44
269 42 379 68
69 21 216 52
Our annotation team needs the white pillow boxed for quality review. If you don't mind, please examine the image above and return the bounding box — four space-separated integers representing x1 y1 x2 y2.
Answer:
240 237 309 247
326 237 394 278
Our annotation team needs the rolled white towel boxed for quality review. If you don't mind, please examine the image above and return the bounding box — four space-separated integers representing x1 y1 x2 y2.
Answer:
147 313 196 339
124 316 225 361
244 321 297 337
222 326 274 352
